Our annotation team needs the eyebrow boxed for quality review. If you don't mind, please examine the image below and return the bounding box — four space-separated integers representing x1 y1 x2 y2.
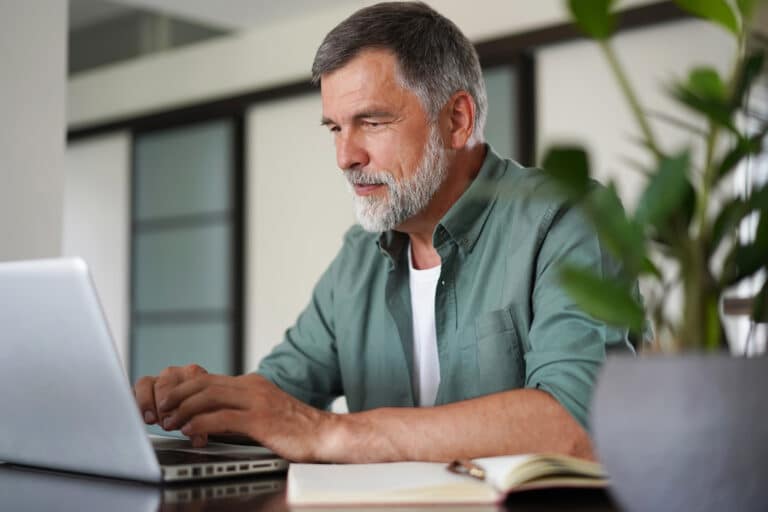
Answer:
320 110 396 126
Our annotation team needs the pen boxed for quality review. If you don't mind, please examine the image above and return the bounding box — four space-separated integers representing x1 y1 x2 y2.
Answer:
447 459 486 480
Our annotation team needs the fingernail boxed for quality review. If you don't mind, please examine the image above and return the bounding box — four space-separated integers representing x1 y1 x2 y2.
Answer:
144 411 156 424
163 416 175 430
181 423 191 435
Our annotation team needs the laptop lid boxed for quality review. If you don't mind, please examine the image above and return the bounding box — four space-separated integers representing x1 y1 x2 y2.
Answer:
0 258 162 481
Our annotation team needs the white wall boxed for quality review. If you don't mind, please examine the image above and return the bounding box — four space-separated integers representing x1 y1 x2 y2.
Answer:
245 93 355 370
68 0 656 128
0 1 67 262
63 133 131 369
537 19 735 209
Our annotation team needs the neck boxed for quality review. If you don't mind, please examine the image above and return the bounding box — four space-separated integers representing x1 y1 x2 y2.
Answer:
400 143 486 270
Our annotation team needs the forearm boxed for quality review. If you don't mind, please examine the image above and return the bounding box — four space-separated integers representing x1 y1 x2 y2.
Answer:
316 389 595 463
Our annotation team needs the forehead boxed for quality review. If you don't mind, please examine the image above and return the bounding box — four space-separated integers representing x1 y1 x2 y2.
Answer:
320 49 416 117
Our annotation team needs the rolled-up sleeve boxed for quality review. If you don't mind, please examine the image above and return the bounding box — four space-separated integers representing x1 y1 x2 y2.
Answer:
524 204 635 428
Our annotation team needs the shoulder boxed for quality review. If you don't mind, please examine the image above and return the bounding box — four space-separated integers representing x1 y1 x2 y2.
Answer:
341 224 377 248
502 160 564 202
492 160 572 234
489 159 609 255
337 224 380 262
328 224 384 274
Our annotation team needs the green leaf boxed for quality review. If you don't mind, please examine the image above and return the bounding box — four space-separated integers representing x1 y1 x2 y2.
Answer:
559 265 645 331
736 0 759 20
645 109 710 138
671 68 736 130
673 0 740 36
541 146 592 200
689 68 727 101
731 51 765 110
671 89 733 132
567 0 616 39
711 183 768 252
723 208 768 286
656 185 696 248
729 242 768 285
584 184 649 276
634 151 692 229
640 255 663 280
716 130 765 183
712 197 748 251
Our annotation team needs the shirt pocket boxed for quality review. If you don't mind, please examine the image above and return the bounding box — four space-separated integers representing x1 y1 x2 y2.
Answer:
471 308 525 394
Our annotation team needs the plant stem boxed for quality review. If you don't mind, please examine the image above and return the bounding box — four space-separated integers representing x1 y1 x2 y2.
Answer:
680 234 723 350
600 41 663 160
697 29 746 285
680 239 701 350
697 36 743 241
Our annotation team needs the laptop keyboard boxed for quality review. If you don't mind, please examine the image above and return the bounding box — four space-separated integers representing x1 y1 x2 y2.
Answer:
155 450 276 466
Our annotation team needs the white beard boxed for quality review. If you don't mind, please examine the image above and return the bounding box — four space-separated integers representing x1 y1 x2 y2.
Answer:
344 125 448 232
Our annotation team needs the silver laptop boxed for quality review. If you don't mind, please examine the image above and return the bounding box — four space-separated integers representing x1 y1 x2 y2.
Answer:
0 258 288 483
0 463 285 510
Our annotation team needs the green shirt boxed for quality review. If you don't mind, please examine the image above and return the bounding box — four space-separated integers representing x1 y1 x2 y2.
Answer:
257 147 633 428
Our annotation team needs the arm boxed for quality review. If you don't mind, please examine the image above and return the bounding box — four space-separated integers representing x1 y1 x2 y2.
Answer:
158 373 591 462
317 388 594 462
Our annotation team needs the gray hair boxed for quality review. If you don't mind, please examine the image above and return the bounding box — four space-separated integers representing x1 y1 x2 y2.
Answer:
311 2 487 143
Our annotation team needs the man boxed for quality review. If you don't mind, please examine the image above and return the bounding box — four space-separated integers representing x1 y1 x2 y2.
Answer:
135 2 632 463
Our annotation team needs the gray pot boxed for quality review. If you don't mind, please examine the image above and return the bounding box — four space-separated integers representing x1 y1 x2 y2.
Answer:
591 355 768 512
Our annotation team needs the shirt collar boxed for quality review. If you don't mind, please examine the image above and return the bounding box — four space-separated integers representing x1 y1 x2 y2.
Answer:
377 145 507 264
435 145 506 253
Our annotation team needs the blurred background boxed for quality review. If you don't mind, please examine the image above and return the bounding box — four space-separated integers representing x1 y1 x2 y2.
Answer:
1 0 766 383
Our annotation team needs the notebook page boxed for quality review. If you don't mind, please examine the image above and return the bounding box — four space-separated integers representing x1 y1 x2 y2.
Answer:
288 461 498 505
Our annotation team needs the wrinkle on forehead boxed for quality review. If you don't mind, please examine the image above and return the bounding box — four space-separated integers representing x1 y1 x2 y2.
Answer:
320 49 420 123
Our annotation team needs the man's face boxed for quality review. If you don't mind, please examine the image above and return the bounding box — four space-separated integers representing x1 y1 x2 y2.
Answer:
320 49 447 232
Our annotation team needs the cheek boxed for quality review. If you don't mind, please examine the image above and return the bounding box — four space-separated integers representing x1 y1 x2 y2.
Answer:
366 131 423 176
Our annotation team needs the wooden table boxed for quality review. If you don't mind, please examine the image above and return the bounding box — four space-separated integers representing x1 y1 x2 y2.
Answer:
0 463 620 511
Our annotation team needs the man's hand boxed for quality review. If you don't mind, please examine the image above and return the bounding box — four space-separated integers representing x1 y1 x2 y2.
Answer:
156 373 336 462
134 364 209 446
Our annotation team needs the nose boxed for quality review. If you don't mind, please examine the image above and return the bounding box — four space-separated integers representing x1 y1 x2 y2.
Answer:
336 130 369 171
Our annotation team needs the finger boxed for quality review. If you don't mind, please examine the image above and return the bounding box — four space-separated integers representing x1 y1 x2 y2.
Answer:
190 434 208 448
154 366 180 398
159 373 239 413
154 363 206 403
154 363 206 409
181 364 208 380
153 367 187 428
134 376 158 424
154 366 182 402
181 409 247 438
163 381 248 430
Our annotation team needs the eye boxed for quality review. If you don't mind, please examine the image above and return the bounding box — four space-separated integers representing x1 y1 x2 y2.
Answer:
326 125 341 134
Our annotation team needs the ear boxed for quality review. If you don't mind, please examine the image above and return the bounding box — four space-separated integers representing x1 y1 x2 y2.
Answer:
443 91 476 149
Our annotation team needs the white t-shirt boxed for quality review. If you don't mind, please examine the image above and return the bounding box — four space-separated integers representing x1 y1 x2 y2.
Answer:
407 244 441 407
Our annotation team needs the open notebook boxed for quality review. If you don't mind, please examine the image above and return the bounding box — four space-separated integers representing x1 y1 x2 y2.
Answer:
288 454 606 506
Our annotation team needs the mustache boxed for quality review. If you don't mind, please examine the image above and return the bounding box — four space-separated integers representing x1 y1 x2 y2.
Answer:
344 169 396 186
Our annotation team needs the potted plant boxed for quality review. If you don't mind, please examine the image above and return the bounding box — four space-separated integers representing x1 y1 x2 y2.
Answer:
540 1 768 510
